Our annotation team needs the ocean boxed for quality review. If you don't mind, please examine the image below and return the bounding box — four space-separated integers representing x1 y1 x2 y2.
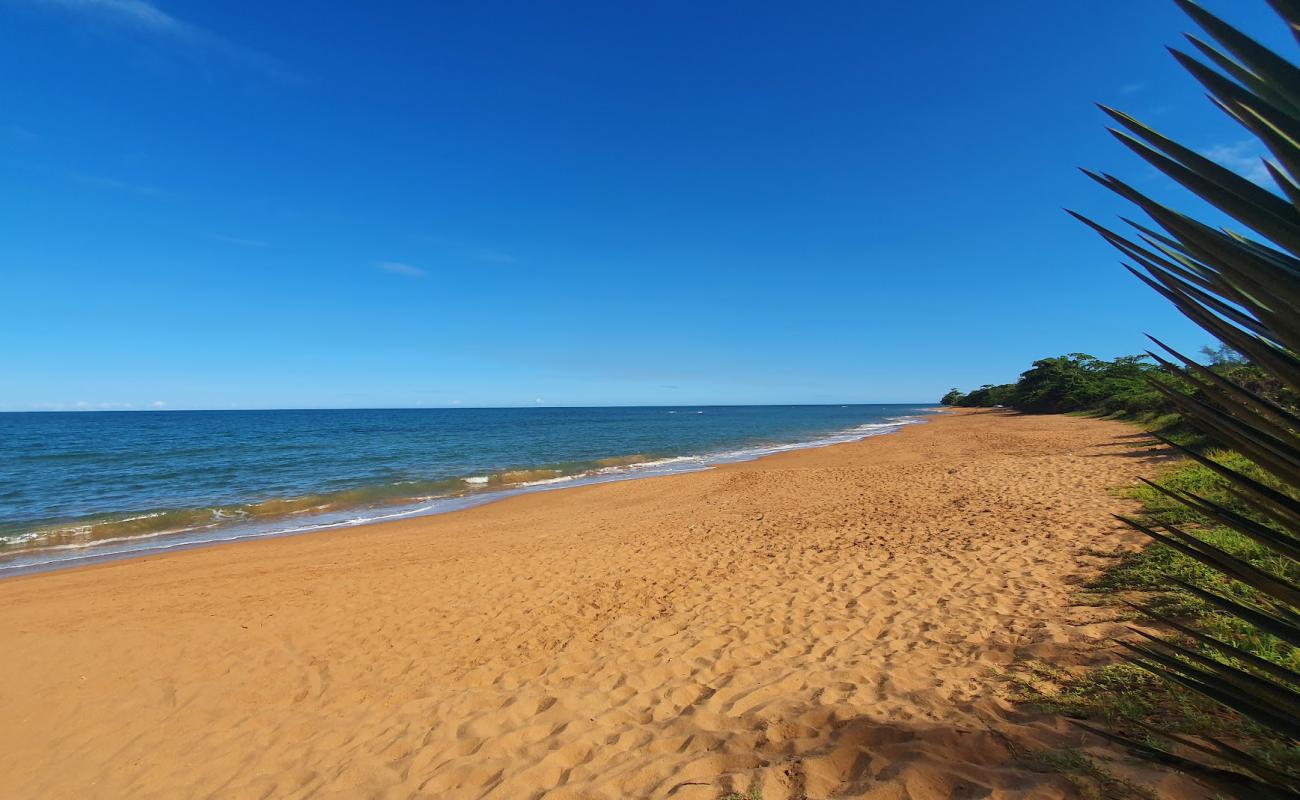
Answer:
0 404 933 575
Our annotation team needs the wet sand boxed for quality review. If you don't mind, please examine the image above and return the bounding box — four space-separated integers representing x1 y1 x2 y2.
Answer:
0 409 1197 798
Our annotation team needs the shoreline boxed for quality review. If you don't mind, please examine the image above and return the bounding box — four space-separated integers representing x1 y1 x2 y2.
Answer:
0 409 1200 798
0 410 935 578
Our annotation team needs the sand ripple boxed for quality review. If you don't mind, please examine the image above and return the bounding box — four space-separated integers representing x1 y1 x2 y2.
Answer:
0 410 1203 798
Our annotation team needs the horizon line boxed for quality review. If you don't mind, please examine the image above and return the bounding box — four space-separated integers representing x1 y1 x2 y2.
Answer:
1 401 935 414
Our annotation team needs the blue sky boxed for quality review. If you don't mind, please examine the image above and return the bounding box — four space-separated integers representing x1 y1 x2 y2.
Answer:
0 0 1285 410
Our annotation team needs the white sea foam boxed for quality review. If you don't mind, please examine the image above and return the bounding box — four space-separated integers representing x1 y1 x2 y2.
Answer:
116 512 166 523
0 411 937 577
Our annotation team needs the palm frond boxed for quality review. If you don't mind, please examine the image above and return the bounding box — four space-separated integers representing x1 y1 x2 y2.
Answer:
1077 1 1300 794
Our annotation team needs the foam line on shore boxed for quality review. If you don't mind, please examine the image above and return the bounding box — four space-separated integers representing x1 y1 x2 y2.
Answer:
0 413 932 577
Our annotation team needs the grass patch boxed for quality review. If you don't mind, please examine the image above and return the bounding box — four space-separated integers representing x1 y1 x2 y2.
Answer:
1116 449 1255 523
1097 455 1300 670
1008 661 1236 738
1071 409 1207 449
1014 451 1300 781
1020 746 1158 800
1120 411 1198 447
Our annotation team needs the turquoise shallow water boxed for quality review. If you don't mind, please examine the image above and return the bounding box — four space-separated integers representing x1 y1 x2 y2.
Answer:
0 404 934 574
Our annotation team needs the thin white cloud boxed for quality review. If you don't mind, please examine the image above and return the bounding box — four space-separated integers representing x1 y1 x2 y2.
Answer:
67 170 167 196
150 400 166 408
55 0 173 28
210 233 268 247
1118 82 1145 96
5 123 38 144
33 0 297 83
27 400 147 411
379 261 426 278
476 250 517 264
1201 139 1273 186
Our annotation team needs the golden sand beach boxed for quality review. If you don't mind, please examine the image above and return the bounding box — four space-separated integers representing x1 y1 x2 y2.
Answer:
0 410 1202 798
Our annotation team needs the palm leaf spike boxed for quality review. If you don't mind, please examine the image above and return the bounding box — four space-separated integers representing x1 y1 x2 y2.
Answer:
1114 514 1300 607
1125 215 1300 315
1137 265 1279 342
1166 578 1300 647
1127 718 1300 792
1074 3 1300 791
1174 0 1300 110
1139 378 1300 480
1122 628 1300 714
1086 188 1300 346
1141 349 1298 444
1265 0 1300 45
1146 336 1300 427
1069 720 1299 799
1116 638 1300 737
1135 477 1300 560
1125 599 1300 683
1150 434 1300 527
1264 160 1300 207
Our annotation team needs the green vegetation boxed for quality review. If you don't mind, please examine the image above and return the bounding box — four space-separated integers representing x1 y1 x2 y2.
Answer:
944 353 1166 414
1019 1 1300 795
1019 745 1159 800
941 349 1290 420
1007 456 1300 785
1104 459 1300 672
987 676 1163 799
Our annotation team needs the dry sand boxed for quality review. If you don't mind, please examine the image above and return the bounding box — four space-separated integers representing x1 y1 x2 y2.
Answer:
0 410 1198 798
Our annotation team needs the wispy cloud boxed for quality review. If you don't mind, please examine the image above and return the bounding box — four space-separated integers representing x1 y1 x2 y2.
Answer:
412 234 519 265
67 169 167 196
33 0 297 83
210 233 268 247
1201 139 1273 186
13 160 170 197
4 123 38 144
43 0 175 28
28 400 141 411
379 261 426 278
1118 82 1146 96
476 249 517 264
21 400 165 411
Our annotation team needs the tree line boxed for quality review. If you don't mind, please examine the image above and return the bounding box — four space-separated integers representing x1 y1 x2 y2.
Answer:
940 346 1290 417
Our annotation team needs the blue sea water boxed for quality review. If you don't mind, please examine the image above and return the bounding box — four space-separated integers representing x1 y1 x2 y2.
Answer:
0 404 933 575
